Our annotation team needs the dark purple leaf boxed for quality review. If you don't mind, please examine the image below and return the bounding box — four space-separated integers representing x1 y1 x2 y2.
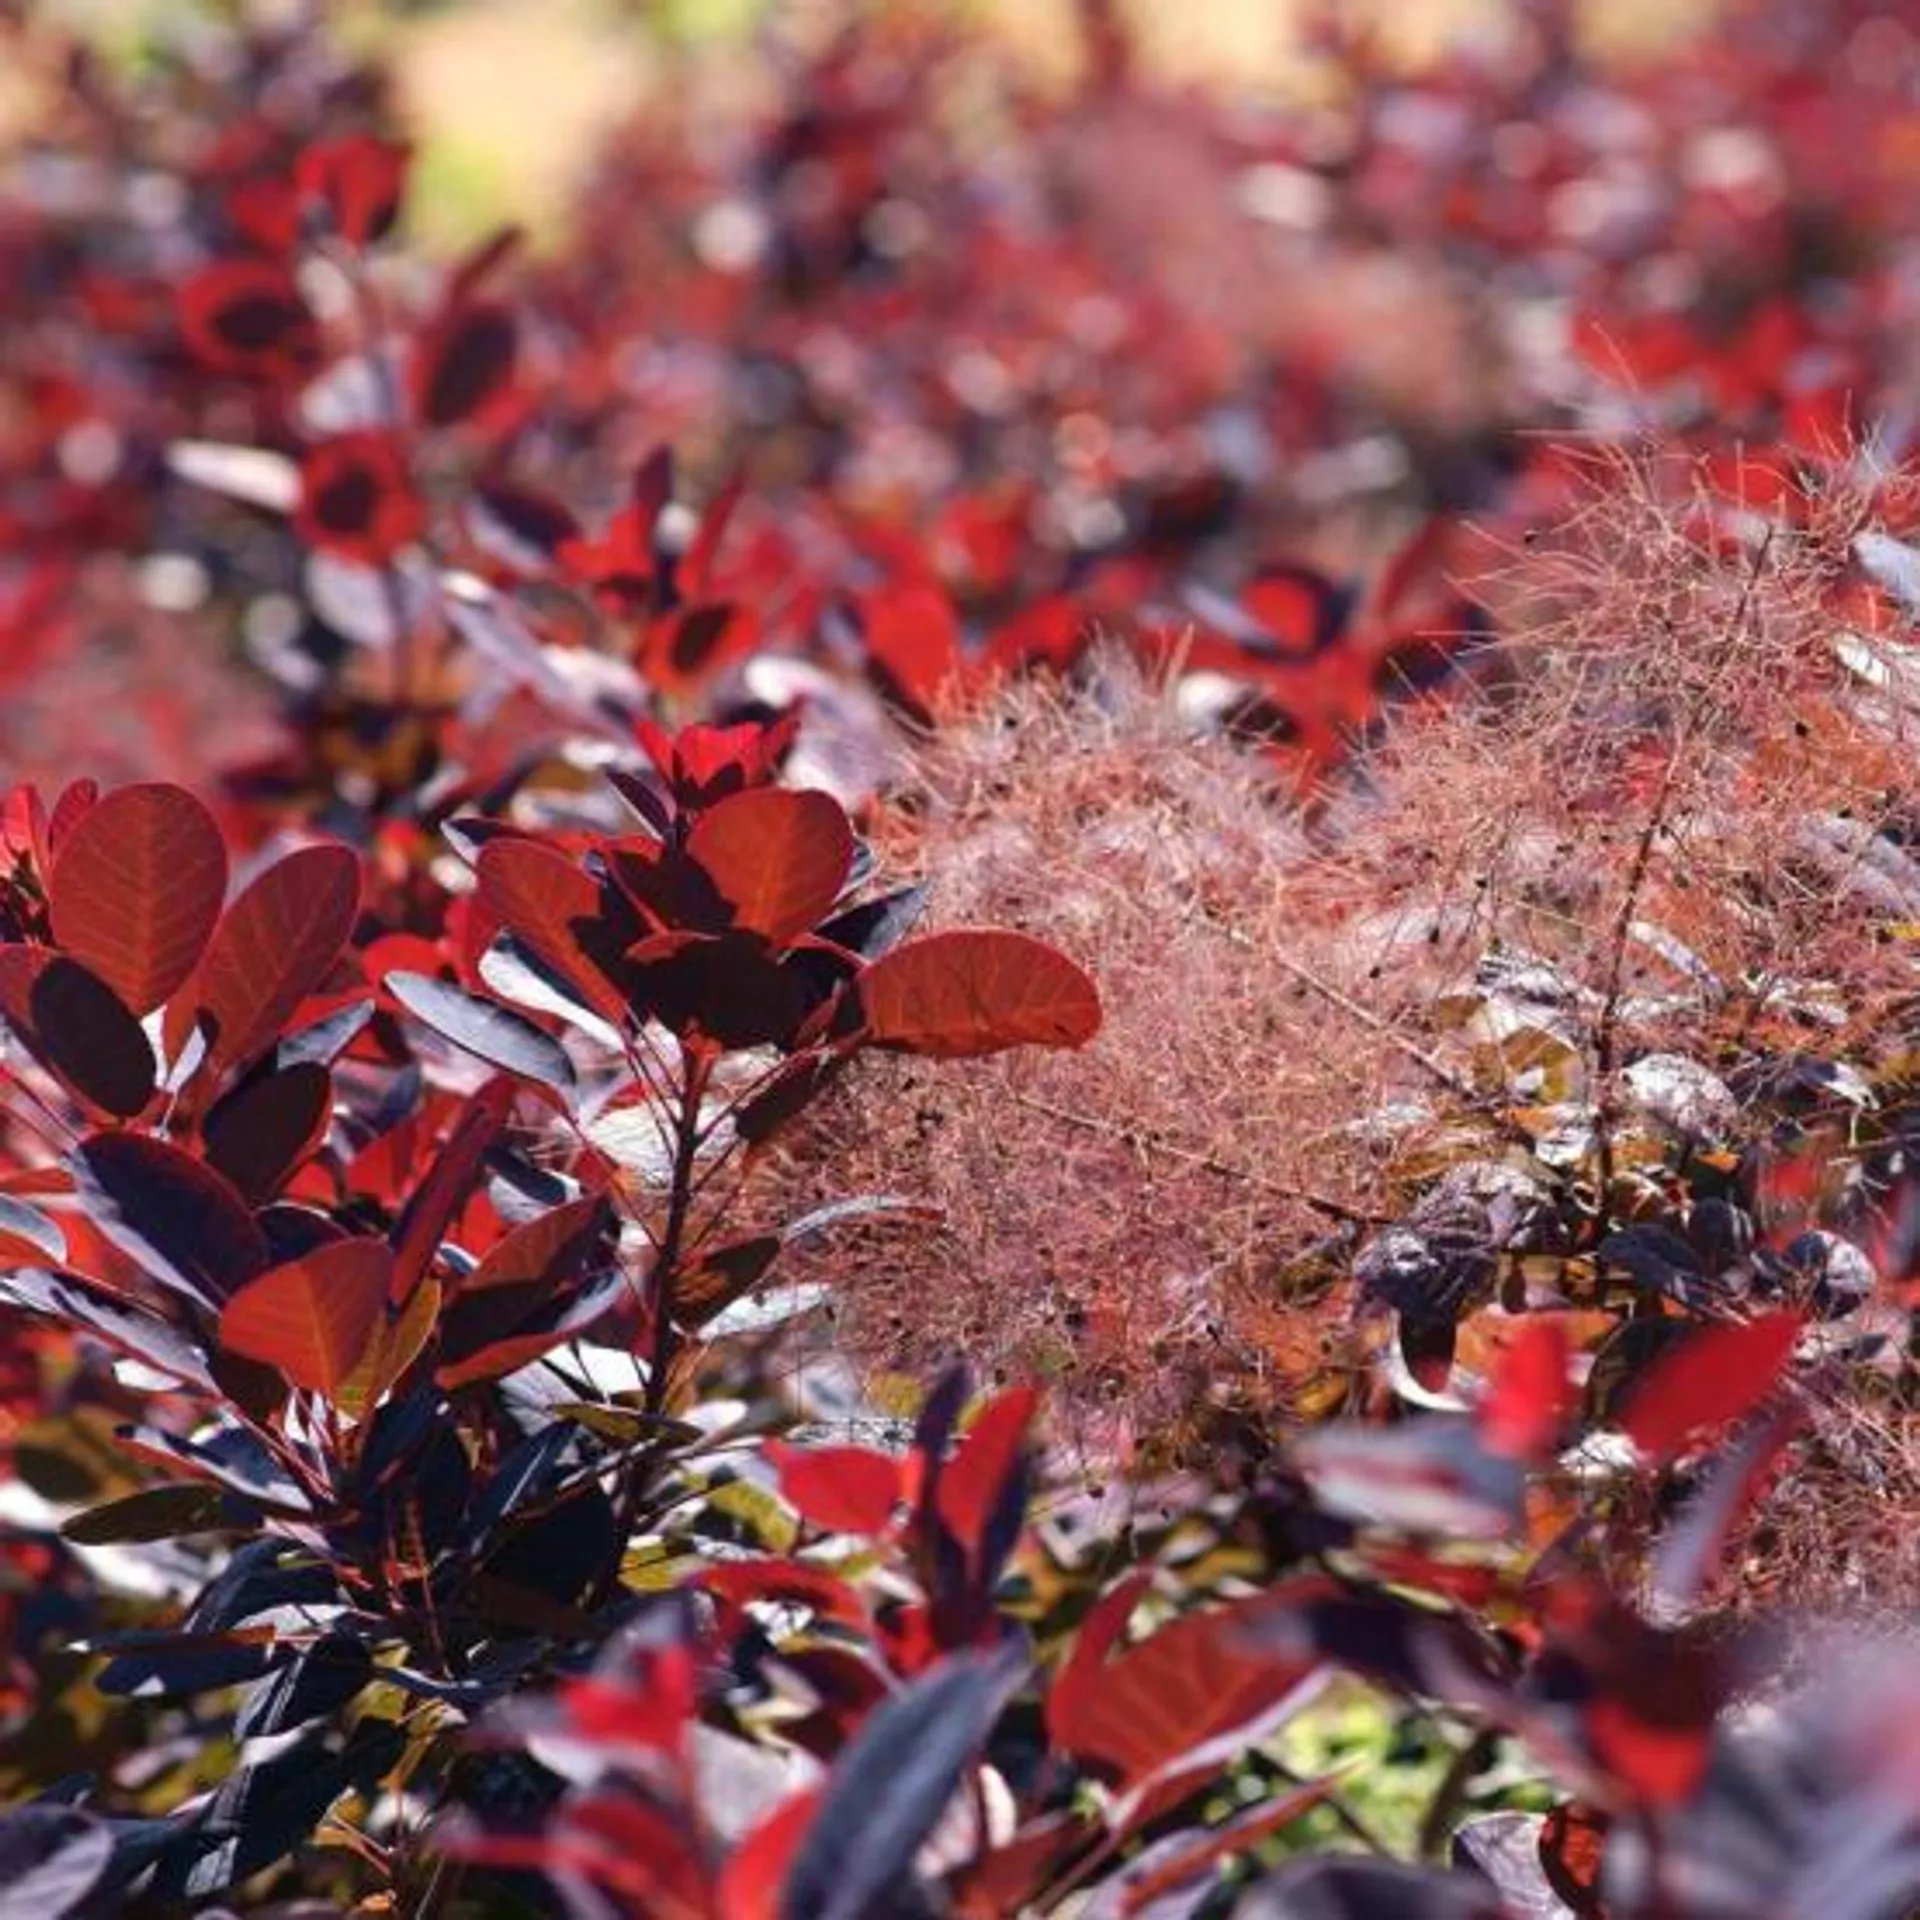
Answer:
0 1804 114 1918
234 1636 373 1740
0 1266 212 1387
387 970 576 1097
72 1132 269 1312
782 1642 1026 1920
150 1721 403 1898
202 1061 333 1204
416 303 516 427
1236 1856 1507 1919
0 948 155 1117
61 1483 234 1546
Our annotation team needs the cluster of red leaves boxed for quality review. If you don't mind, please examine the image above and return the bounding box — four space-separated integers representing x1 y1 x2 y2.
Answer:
422 1316 1913 1920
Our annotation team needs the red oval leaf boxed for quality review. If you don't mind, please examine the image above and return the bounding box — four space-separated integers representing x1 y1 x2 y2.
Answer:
1051 1594 1316 1788
765 1441 905 1536
180 843 361 1083
476 837 630 1022
935 1385 1040 1556
219 1237 394 1400
461 1192 614 1300
295 133 410 246
1618 1310 1804 1467
1480 1317 1572 1463
47 778 98 853
436 1193 617 1388
855 929 1101 1058
863 580 966 719
685 787 854 946
48 782 227 1015
714 1788 820 1920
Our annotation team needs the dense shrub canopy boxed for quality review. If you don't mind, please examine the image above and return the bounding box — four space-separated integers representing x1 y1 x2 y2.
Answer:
0 2 1915 1915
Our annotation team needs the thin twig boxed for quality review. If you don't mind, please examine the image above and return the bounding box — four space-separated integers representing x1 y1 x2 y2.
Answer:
1007 1088 1382 1225
1589 525 1775 1229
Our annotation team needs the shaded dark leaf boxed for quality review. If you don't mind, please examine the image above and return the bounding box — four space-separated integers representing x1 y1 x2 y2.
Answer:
61 1483 233 1546
817 885 928 962
1236 1856 1506 1918
464 1422 579 1548
96 1634 277 1701
117 1423 313 1514
477 1481 621 1615
416 303 517 427
627 929 814 1051
234 1636 373 1740
72 1131 269 1312
0 949 155 1117
676 1233 783 1329
202 1061 333 1204
190 1540 341 1634
276 997 375 1069
436 1262 631 1389
782 1643 1027 1920
151 1722 403 1898
0 1804 114 1920
733 1051 848 1145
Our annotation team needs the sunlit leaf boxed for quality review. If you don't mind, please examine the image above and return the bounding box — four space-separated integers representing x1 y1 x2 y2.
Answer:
219 1237 393 1400
47 782 227 1016
855 929 1100 1058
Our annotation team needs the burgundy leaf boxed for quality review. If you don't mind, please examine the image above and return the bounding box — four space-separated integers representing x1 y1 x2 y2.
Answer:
854 929 1101 1058
684 787 854 946
219 1237 393 1399
47 781 227 1015
174 843 361 1086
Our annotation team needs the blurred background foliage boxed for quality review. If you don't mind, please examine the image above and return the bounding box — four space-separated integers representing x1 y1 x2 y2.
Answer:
19 0 1716 248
